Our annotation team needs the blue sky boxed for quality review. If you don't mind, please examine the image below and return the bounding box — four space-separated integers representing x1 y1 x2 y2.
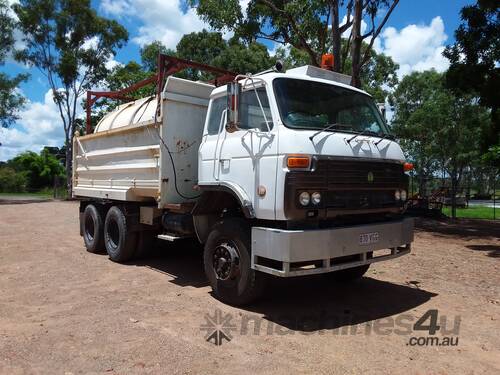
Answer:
0 0 476 160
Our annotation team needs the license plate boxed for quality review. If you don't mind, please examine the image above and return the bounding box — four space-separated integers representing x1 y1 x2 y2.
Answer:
359 232 379 245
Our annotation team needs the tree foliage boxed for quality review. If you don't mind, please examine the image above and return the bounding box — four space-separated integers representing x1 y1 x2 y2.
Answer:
392 70 489 217
191 0 399 88
6 148 65 190
91 31 273 123
212 38 273 75
275 39 399 103
0 0 14 63
13 0 128 194
0 167 27 192
443 0 499 166
174 31 273 80
0 0 28 128
140 41 175 72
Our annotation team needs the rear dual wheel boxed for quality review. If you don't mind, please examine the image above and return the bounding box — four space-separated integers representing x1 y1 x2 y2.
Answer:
82 204 105 253
83 204 154 262
104 206 138 263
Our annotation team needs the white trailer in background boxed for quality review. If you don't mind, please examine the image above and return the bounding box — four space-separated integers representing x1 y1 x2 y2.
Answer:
74 55 414 305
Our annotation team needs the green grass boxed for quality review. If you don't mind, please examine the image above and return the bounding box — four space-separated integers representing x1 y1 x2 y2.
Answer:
442 205 499 220
0 188 67 199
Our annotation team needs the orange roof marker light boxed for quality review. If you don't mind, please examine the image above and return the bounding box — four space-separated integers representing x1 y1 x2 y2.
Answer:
404 162 414 172
321 53 334 70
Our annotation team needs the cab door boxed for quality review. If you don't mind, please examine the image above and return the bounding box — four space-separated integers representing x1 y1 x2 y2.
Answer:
198 95 227 183
217 87 277 220
198 87 278 220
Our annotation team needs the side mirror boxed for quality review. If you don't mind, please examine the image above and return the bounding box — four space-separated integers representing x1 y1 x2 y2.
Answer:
226 81 241 133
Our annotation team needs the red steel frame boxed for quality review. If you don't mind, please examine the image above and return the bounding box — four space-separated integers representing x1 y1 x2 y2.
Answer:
86 54 237 134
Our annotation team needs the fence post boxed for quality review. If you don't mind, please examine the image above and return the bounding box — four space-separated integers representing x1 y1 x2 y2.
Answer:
494 172 496 220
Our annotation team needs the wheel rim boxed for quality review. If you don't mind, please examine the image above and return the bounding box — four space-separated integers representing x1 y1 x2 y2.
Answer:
212 241 240 281
108 219 120 249
85 215 95 241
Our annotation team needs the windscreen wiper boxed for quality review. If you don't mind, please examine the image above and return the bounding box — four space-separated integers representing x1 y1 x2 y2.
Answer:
309 123 349 142
347 129 379 143
374 132 395 146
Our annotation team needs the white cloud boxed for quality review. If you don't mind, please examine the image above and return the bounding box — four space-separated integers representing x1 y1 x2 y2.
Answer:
340 16 368 38
100 0 239 49
378 16 449 77
81 36 122 70
267 41 283 57
337 15 448 77
0 90 69 161
339 17 382 53
100 0 209 49
100 0 133 17
3 0 27 64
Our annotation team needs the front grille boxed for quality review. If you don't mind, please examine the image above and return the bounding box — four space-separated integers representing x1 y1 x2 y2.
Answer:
319 158 404 188
284 157 407 219
326 190 396 209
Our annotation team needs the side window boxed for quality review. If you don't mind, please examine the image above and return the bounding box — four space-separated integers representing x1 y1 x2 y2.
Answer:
207 96 226 135
239 88 272 131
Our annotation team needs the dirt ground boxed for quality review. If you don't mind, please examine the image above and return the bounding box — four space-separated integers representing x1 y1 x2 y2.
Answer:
0 201 499 375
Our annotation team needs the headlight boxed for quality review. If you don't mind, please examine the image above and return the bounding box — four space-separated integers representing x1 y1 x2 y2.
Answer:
400 189 407 201
299 192 310 206
311 192 321 205
394 190 401 201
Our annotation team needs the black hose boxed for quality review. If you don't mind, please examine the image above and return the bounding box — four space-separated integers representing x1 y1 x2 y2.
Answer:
152 82 201 200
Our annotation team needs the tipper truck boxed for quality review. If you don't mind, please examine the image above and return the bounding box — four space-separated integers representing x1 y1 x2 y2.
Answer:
74 54 414 305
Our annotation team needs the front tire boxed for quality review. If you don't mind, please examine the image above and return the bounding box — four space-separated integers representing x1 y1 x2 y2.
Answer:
329 264 370 282
104 206 137 263
204 219 265 306
82 204 105 253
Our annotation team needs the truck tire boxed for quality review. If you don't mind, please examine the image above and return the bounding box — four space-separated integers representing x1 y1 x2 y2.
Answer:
104 206 137 263
82 204 105 253
329 264 370 282
204 219 265 306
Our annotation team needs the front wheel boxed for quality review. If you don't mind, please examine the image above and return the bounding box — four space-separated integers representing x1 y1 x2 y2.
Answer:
204 219 265 306
328 264 370 282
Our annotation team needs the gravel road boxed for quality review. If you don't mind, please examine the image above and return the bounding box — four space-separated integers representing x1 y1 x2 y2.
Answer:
0 201 499 374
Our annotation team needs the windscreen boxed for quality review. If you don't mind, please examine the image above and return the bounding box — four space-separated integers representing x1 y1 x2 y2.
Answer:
273 78 389 135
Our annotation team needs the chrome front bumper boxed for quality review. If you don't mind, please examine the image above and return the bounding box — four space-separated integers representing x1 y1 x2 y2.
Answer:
251 217 414 277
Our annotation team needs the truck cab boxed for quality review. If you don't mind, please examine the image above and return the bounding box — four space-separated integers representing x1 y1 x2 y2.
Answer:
194 65 413 303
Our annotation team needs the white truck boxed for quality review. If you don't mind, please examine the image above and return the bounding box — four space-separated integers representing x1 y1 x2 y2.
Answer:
74 55 414 305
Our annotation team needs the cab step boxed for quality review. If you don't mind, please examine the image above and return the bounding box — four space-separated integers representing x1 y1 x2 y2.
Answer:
157 233 191 242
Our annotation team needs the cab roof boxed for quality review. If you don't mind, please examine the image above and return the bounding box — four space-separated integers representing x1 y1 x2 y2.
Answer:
210 65 370 98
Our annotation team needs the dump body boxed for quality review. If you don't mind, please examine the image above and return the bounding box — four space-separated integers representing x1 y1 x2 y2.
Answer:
73 77 213 206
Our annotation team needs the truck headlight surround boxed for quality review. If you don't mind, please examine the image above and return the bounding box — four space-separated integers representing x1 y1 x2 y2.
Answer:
394 190 401 201
299 191 310 206
311 192 321 205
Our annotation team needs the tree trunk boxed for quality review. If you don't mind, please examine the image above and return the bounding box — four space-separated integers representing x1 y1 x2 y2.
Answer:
450 170 457 219
350 0 363 87
418 167 426 198
330 0 341 72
